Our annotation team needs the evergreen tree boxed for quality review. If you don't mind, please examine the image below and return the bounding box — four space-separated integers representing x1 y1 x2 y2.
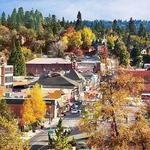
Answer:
128 17 136 35
1 11 6 26
8 40 16 65
93 21 105 39
16 7 24 28
138 23 147 37
7 15 11 27
130 43 143 67
11 8 17 28
15 39 26 75
112 19 118 32
24 11 35 29
126 34 131 51
18 7 24 23
60 17 65 28
49 118 71 150
8 39 26 76
75 11 82 30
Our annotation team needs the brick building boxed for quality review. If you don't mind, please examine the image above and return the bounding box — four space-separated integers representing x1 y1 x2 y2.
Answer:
76 56 100 77
128 69 150 93
26 58 73 76
6 98 58 119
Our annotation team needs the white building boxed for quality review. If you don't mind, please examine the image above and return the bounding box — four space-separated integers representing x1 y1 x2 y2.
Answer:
0 60 13 88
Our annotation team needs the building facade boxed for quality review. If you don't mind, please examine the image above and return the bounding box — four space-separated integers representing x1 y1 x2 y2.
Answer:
26 58 73 76
0 61 13 88
6 98 58 119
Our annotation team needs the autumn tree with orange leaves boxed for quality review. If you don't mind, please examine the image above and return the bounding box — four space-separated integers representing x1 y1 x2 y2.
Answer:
22 84 46 125
79 70 150 150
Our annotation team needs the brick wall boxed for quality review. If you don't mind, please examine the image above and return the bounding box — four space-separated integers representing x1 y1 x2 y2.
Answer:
26 64 73 76
8 103 56 119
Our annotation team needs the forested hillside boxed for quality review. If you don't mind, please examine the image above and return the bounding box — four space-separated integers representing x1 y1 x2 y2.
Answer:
0 7 150 72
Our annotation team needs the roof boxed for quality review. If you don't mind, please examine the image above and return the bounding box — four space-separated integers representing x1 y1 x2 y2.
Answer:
26 58 71 65
64 69 85 81
29 73 79 88
48 90 65 99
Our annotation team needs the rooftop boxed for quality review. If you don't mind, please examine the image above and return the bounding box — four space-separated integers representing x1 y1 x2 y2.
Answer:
64 69 85 81
29 73 79 88
26 58 72 65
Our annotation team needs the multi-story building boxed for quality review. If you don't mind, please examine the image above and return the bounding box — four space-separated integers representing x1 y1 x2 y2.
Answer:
0 60 13 88
76 56 100 77
26 58 73 76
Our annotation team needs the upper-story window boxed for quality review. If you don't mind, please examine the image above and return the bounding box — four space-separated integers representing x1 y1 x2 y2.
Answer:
5 67 13 74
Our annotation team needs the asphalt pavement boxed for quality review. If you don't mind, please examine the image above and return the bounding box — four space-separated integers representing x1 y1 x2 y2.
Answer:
30 112 81 150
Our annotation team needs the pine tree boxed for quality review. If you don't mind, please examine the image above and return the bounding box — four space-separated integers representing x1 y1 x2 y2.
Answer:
130 43 143 67
7 15 11 27
18 7 24 24
1 11 6 26
128 17 136 35
75 11 82 30
52 118 71 150
93 21 105 39
138 23 147 37
11 8 17 28
60 17 65 28
8 40 17 65
8 39 26 76
112 19 118 32
15 39 26 75
16 7 24 29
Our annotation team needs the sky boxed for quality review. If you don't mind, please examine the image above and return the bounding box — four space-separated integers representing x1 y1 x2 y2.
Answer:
0 0 150 21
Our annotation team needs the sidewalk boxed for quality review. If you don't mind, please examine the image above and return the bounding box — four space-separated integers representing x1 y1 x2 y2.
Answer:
22 117 60 141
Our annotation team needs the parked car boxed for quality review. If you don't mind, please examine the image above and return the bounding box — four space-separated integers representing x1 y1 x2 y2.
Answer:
76 142 91 150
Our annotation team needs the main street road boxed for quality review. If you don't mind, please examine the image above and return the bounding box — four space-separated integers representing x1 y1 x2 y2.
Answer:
30 112 81 150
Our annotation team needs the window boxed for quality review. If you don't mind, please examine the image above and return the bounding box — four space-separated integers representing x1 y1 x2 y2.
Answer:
5 67 13 74
5 76 13 83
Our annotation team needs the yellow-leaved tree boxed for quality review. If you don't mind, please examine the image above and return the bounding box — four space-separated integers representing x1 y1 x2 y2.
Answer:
81 27 96 49
22 99 36 125
30 84 46 120
79 69 150 150
23 83 46 125
0 99 29 150
62 31 82 50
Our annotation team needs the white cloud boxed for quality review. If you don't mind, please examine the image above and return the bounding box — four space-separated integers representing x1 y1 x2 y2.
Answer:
0 0 150 20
